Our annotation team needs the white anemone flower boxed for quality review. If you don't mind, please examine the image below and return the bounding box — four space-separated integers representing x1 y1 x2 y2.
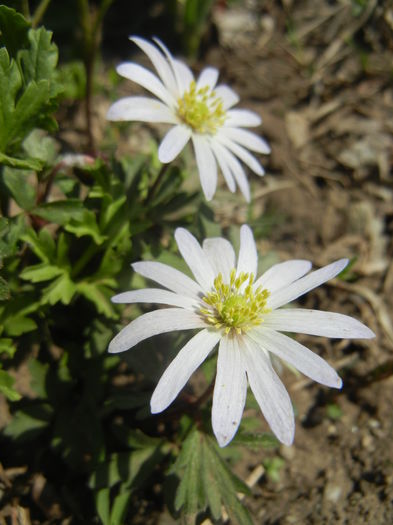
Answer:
108 226 375 447
106 36 270 201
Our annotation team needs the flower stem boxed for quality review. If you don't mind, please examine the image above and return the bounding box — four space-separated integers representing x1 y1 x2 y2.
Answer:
144 163 169 204
31 0 52 28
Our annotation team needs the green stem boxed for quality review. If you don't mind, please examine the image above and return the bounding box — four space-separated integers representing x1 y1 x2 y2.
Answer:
31 0 52 27
144 163 169 204
21 0 30 19
72 242 98 278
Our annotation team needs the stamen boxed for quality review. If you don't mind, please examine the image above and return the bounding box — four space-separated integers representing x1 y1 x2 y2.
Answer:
200 269 270 334
177 81 226 135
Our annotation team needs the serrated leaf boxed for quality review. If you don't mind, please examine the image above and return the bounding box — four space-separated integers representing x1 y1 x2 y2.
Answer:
21 227 56 262
172 428 205 516
76 281 116 318
2 166 36 209
4 403 52 441
0 5 30 58
32 199 85 225
18 27 58 90
0 151 43 170
65 209 107 244
0 369 21 401
0 338 16 357
41 272 76 305
3 314 37 336
0 275 10 300
21 263 64 283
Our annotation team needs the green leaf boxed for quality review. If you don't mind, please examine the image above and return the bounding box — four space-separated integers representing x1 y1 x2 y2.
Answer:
0 275 10 300
76 281 116 318
41 273 76 305
65 209 107 244
32 199 85 225
21 263 64 283
18 27 58 89
110 491 132 525
0 369 21 401
0 338 16 357
172 429 254 524
0 151 43 170
23 129 58 165
3 314 37 336
21 227 56 262
4 403 53 441
95 488 110 525
28 358 49 398
0 5 30 58
2 166 36 209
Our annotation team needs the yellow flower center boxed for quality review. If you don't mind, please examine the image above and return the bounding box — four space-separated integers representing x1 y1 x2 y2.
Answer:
200 269 270 335
177 81 226 134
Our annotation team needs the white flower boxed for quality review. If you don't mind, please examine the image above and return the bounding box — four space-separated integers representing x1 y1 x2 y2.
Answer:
108 226 374 447
106 36 270 202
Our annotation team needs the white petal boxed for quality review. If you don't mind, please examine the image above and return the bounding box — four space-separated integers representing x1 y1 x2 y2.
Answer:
175 228 216 291
254 260 312 293
151 329 221 413
202 238 236 282
226 109 262 127
108 308 206 353
243 336 295 445
221 127 271 154
212 143 250 201
106 96 177 123
130 36 178 96
263 309 375 339
268 259 349 310
116 63 175 107
237 225 258 278
214 85 240 109
112 288 198 310
173 59 194 94
217 134 265 175
192 136 218 201
210 141 236 193
132 261 203 299
249 328 342 388
153 38 192 97
197 67 219 90
158 125 191 163
212 336 247 447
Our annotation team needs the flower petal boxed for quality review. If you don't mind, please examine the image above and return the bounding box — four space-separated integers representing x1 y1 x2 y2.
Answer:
237 225 258 278
202 238 236 282
197 67 219 90
116 63 175 107
151 329 221 413
221 127 271 154
268 259 349 310
130 36 178 96
254 260 312 293
217 134 265 175
108 308 206 353
212 143 251 201
153 37 192 96
210 141 236 193
158 125 191 163
243 336 295 445
212 336 247 447
112 288 198 310
106 96 177 123
132 261 203 299
226 109 262 127
192 136 218 201
175 228 216 291
263 309 375 339
249 328 342 388
214 85 240 109
173 58 194 93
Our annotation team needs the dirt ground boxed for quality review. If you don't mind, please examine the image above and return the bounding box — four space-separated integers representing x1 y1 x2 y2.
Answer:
1 0 393 524
201 1 393 523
